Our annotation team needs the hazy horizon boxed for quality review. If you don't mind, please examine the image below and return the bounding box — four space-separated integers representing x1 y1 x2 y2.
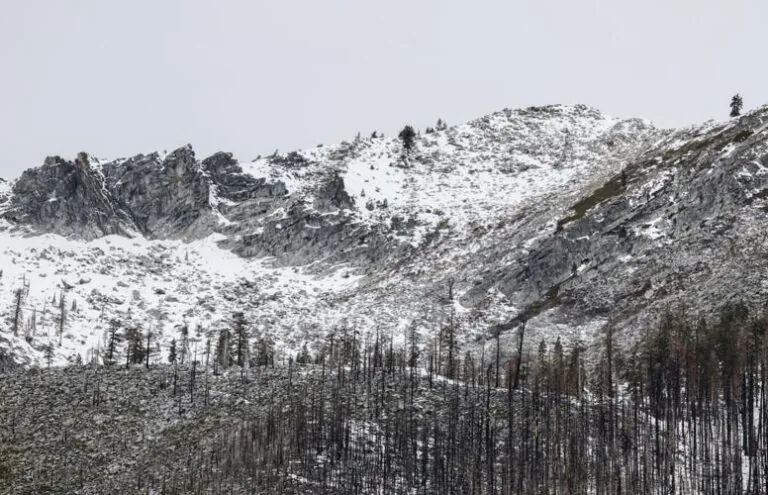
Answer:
1 0 765 178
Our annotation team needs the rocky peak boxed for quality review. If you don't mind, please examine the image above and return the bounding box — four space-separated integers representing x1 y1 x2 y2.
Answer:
162 144 199 179
3 154 129 239
0 145 292 241
101 146 215 239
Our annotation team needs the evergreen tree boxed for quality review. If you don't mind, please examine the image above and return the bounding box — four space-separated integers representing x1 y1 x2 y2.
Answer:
11 287 24 337
730 93 743 117
168 338 177 364
254 336 275 367
232 312 249 367
57 290 67 346
105 319 121 366
145 329 152 369
43 342 54 368
177 323 190 365
399 125 416 152
24 309 37 343
296 343 311 364
215 328 232 371
124 326 146 365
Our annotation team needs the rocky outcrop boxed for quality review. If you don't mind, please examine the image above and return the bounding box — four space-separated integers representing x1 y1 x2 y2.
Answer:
1 142 391 268
222 201 409 269
101 146 215 239
202 152 287 202
313 171 354 211
0 177 12 214
1 146 292 242
3 155 132 239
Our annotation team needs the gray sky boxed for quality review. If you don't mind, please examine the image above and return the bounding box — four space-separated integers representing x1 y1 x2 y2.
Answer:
0 0 764 178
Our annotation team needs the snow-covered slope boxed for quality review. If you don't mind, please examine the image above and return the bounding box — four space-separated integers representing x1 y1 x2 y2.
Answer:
244 104 656 240
0 231 365 366
8 103 766 367
0 178 12 216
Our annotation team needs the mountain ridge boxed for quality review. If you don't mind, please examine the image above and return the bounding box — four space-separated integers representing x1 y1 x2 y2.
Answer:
3 103 767 368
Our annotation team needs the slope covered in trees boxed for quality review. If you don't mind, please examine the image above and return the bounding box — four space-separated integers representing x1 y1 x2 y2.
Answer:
2 302 768 494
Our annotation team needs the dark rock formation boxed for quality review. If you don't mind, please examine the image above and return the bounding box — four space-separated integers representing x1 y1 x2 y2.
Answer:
1 146 292 241
202 152 287 202
0 145 387 267
313 171 354 211
3 155 131 239
101 146 214 238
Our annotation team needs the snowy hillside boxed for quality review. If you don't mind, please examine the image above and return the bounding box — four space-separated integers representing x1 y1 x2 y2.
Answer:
0 104 667 367
0 231 363 367
7 103 768 368
0 178 11 216
244 104 656 239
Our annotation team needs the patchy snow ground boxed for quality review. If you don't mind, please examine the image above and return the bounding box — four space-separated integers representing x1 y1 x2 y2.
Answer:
243 105 658 243
0 230 364 367
0 104 663 367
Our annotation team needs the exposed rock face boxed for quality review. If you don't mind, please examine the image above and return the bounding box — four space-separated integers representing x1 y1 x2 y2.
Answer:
1 143 406 274
202 151 287 202
4 155 131 239
313 171 354 211
459 109 768 344
224 203 406 269
1 146 292 242
101 146 218 239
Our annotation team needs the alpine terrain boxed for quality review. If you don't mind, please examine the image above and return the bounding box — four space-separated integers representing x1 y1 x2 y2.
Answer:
2 103 768 493
1 104 664 366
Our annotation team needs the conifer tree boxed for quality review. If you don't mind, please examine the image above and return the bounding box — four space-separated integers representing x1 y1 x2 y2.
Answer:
105 319 121 366
43 342 54 368
296 343 311 364
124 326 146 365
168 338 177 364
215 328 232 371
177 323 189 365
10 286 25 337
399 125 416 152
254 336 275 367
730 93 743 117
232 312 249 367
145 329 152 368
57 291 67 346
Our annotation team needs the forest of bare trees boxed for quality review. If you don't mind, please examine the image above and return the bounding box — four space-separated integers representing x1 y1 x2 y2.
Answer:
155 301 768 494
3 301 768 494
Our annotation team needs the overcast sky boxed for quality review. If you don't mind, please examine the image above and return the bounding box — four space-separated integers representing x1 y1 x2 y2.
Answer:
0 0 764 178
